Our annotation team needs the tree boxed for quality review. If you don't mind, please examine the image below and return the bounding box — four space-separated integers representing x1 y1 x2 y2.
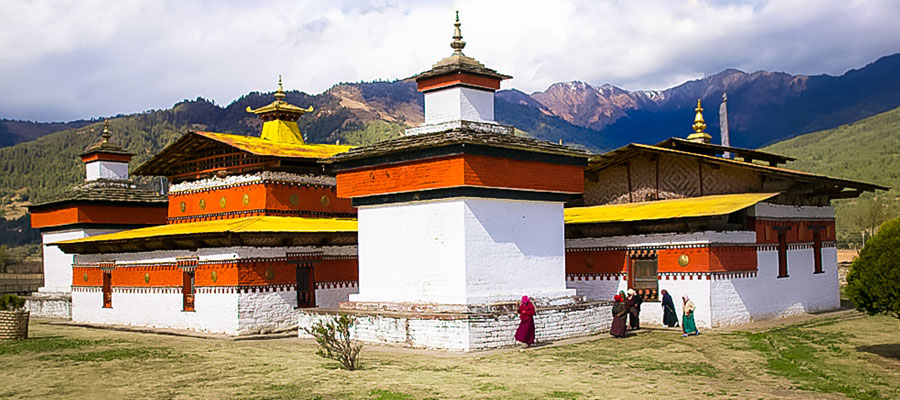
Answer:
847 197 896 247
302 314 363 370
846 216 900 325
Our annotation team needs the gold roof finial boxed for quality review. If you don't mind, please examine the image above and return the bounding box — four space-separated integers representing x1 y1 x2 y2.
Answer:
274 75 286 102
451 11 466 54
692 99 707 133
687 98 712 144
101 119 111 143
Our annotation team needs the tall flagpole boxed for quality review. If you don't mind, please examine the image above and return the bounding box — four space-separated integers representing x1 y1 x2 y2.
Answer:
720 92 730 158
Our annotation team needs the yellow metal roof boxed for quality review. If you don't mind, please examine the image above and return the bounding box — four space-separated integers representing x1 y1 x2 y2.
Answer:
53 216 358 245
564 193 779 224
196 131 354 159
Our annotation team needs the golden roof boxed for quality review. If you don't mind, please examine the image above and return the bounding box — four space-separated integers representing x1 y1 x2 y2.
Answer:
53 215 358 246
196 131 353 159
564 193 780 224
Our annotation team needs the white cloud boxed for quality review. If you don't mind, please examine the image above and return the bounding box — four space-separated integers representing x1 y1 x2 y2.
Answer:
0 0 898 121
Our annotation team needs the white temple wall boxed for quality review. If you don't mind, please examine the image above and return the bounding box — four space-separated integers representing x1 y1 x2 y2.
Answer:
462 198 573 303
42 228 120 293
353 199 467 304
424 87 495 125
750 203 835 220
315 283 359 309
85 160 129 181
566 230 756 249
72 289 240 334
566 275 626 302
353 198 572 305
657 278 713 329
73 245 357 265
710 247 839 327
237 290 298 334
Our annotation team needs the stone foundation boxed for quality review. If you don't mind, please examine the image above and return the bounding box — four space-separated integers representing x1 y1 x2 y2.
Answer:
25 292 72 319
298 298 612 351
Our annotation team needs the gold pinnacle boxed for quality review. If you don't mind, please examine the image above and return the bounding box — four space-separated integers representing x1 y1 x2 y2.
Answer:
692 99 707 133
275 75 286 101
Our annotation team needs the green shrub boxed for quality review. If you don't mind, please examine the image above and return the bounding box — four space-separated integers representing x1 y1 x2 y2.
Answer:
303 314 362 370
846 216 900 324
0 294 26 311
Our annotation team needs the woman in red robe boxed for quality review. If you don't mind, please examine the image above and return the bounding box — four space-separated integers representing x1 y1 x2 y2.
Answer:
515 295 536 347
610 294 628 338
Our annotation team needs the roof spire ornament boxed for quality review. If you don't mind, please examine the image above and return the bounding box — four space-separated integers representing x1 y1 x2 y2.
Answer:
451 11 466 54
101 119 111 143
692 99 707 133
274 75 286 102
687 98 712 144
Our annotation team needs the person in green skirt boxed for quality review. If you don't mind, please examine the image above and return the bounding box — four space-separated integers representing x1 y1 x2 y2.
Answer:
681 296 700 337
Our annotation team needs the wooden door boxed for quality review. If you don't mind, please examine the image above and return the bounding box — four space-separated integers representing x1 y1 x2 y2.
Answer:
296 264 315 308
182 271 195 311
102 272 112 308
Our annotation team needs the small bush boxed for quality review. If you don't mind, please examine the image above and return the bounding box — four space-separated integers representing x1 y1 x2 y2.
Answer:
0 294 26 311
846 216 900 323
303 314 362 370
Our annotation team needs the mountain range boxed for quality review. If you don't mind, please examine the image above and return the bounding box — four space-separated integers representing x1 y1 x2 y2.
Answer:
3 53 900 153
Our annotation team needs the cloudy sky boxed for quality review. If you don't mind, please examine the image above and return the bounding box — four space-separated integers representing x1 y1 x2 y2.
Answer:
2 0 899 122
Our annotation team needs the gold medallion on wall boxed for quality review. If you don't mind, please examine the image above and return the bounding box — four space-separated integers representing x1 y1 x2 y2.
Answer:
210 270 218 283
678 254 690 267
219 197 227 209
83 273 89 282
242 194 250 206
199 199 206 210
320 195 330 207
265 268 274 280
144 273 150 283
179 201 186 212
289 194 300 206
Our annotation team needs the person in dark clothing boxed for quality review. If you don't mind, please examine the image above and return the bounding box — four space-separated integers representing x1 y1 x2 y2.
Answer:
661 289 679 327
610 294 628 338
627 289 641 330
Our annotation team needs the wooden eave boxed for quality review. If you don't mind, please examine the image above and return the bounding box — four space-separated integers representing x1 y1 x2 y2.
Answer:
587 144 888 197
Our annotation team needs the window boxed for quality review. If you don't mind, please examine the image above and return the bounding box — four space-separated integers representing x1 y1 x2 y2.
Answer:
182 270 195 312
631 258 659 301
810 225 825 274
774 226 791 278
102 271 112 308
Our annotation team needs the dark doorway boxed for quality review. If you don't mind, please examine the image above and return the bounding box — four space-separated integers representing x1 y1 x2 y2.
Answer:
296 264 315 308
102 271 112 308
182 270 195 312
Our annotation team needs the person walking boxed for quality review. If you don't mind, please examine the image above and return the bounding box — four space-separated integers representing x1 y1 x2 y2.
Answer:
661 289 679 328
515 295 536 347
681 296 700 337
610 294 628 338
626 289 641 330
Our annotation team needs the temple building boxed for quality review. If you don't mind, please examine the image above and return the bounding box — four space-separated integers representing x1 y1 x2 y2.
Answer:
55 80 360 335
563 100 886 328
27 121 168 318
47 15 887 345
297 13 612 351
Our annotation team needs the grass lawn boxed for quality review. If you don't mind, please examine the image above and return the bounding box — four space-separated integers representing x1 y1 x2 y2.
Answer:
1 312 898 399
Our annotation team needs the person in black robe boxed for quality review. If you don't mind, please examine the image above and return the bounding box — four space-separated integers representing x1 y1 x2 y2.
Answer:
626 289 641 330
661 289 679 327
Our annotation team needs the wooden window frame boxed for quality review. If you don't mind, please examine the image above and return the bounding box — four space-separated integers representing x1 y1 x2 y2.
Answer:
182 270 195 312
774 226 791 278
101 271 113 308
809 225 825 274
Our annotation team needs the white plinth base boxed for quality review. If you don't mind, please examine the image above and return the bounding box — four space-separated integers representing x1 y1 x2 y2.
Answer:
25 291 72 319
298 298 612 351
